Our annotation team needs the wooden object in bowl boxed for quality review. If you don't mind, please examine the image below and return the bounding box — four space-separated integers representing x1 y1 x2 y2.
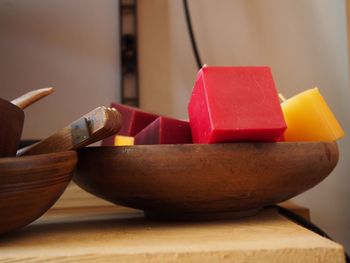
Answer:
74 142 339 220
17 106 122 156
0 88 53 157
11 87 54 110
0 151 77 234
0 98 24 157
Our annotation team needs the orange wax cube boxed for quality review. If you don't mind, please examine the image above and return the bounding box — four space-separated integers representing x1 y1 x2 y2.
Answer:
114 135 134 146
281 88 344 141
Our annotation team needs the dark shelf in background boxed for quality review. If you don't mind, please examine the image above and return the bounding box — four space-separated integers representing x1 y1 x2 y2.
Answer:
119 0 139 107
120 4 136 12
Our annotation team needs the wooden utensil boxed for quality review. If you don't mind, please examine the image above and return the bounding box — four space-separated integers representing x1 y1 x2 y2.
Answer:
11 87 54 110
0 151 77 234
0 98 24 157
0 88 54 157
17 106 122 156
75 142 339 220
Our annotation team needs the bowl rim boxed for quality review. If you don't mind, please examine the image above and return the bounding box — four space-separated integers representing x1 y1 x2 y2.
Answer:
77 141 338 151
0 150 77 192
0 150 77 166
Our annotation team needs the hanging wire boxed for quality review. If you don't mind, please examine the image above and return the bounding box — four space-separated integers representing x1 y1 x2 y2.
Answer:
183 0 203 69
275 205 349 262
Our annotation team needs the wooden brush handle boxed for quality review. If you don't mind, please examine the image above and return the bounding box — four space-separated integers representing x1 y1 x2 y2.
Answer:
11 87 54 110
17 107 122 156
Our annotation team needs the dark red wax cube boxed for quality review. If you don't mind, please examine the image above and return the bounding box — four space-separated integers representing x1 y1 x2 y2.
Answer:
134 117 192 145
102 103 159 146
188 66 286 143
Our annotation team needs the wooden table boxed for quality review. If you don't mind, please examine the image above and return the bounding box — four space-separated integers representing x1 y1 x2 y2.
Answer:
0 184 345 262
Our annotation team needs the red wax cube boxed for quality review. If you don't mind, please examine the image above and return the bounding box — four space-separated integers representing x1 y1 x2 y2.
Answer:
188 66 286 143
134 117 192 145
102 103 159 146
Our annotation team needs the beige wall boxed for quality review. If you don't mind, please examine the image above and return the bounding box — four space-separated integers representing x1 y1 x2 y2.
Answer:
0 0 120 138
138 0 350 252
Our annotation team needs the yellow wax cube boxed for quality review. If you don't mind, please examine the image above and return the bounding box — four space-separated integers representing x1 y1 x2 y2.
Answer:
114 135 134 146
281 88 345 141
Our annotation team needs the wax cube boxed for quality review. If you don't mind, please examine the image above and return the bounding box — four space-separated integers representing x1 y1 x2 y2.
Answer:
188 66 286 143
134 117 192 145
114 135 134 146
281 88 344 141
102 103 159 146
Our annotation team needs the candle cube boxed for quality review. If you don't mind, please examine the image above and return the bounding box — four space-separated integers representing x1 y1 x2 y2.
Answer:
102 103 159 146
188 66 286 143
114 135 134 146
134 117 192 145
281 88 345 141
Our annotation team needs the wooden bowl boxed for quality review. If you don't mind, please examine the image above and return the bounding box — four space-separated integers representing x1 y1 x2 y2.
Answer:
0 98 24 157
0 151 77 234
75 142 339 220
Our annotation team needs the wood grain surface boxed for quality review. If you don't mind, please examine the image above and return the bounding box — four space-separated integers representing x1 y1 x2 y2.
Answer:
0 151 77 234
0 184 344 262
75 142 339 220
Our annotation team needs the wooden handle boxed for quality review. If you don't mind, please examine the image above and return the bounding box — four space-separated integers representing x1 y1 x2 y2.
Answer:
17 107 122 156
11 87 54 110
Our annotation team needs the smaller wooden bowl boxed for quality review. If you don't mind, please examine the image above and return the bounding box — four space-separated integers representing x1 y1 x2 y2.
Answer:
0 98 24 157
0 151 77 234
75 142 339 220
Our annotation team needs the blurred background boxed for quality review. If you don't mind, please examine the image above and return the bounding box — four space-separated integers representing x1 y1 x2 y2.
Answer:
0 0 349 253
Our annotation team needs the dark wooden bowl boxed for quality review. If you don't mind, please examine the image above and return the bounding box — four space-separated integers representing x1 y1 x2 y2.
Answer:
75 142 339 220
0 151 77 234
0 98 24 157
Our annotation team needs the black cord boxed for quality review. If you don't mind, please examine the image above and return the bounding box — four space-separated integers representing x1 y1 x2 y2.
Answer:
275 205 349 262
183 0 203 70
